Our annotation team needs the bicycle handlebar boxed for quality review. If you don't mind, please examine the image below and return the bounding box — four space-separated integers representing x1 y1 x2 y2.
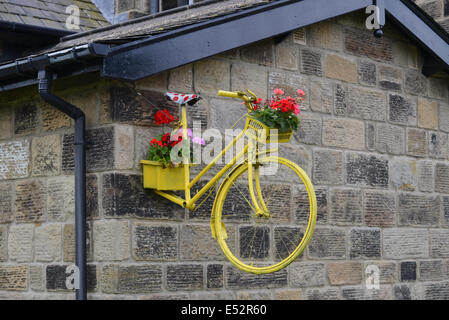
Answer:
217 90 258 111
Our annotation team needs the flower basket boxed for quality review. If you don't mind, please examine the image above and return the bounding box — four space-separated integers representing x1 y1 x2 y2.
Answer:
141 160 187 190
244 116 293 144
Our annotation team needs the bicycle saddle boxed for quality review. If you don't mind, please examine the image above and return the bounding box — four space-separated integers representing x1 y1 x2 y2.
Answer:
165 92 201 106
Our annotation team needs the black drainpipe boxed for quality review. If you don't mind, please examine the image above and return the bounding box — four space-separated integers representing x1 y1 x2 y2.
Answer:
38 69 87 300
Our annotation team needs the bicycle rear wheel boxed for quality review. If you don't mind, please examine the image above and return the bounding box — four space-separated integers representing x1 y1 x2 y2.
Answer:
213 156 317 274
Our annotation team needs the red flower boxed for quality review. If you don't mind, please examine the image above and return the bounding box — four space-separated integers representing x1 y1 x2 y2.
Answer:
154 109 175 125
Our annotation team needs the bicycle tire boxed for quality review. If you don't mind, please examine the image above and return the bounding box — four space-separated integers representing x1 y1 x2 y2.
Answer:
213 156 317 274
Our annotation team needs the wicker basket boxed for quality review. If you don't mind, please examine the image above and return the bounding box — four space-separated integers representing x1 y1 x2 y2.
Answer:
244 116 293 143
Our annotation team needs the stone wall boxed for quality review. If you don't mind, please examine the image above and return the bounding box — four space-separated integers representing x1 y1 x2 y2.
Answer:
414 0 449 32
0 9 449 299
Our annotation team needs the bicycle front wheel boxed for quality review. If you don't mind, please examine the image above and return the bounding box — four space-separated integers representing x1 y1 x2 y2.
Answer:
213 156 317 274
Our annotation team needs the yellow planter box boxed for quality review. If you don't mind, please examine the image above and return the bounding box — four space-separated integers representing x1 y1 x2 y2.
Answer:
244 116 293 144
140 160 186 190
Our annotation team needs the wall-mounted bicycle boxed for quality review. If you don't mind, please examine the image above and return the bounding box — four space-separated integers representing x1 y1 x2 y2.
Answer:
141 89 317 274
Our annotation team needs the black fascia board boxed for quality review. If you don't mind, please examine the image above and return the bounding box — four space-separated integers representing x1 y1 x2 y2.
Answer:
102 0 449 81
102 0 372 80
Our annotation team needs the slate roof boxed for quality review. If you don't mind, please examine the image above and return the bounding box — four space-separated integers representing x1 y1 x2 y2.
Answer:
0 0 109 31
47 0 269 52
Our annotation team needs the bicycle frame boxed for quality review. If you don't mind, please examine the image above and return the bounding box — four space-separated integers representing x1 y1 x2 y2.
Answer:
153 104 277 212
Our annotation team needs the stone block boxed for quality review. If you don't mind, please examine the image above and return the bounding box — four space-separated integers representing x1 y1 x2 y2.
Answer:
35 224 62 262
322 118 365 150
15 179 46 222
345 152 389 188
404 70 428 96
364 191 396 228
0 140 30 179
29 265 45 292
349 227 381 259
14 102 38 135
93 220 129 261
347 86 386 121
375 123 405 155
168 64 193 92
226 266 287 289
307 227 346 259
46 264 97 292
363 261 397 284
293 112 321 145
0 106 12 139
383 228 429 259
41 102 70 132
180 224 231 261
398 193 440 226
378 65 402 91
334 83 347 115
328 262 362 286
312 149 343 185
418 160 434 192
301 49 323 76
274 289 302 300
324 54 357 83
400 261 417 281
275 42 298 71
440 102 449 132
305 287 340 300
240 40 274 66
428 131 448 159
341 285 392 300
8 224 34 262
102 173 184 220
0 225 6 262
435 163 449 193
133 223 178 261
167 264 204 291
294 186 328 225
289 262 326 287
207 264 223 289
231 63 268 99
310 79 332 114
357 60 376 86
388 94 417 126
430 229 449 258
407 128 427 157
194 59 230 96
0 266 27 291
344 27 393 62
0 182 14 223
306 21 342 51
422 281 449 300
418 98 438 129
419 260 444 281
390 157 417 191
32 134 61 176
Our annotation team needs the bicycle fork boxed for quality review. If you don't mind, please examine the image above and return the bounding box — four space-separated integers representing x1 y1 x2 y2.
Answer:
247 139 270 218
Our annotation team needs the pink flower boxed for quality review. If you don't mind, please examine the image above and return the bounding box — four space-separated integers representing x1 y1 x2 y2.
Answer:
192 137 205 145
273 88 284 95
292 103 300 115
297 89 305 97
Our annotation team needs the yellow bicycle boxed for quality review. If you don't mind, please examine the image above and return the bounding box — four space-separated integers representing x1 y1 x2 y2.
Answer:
141 89 317 274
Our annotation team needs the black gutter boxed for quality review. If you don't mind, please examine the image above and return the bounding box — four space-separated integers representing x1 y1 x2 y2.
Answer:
0 21 74 38
38 69 87 301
